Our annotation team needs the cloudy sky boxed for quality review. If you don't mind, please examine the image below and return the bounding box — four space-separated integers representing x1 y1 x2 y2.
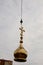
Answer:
0 0 43 65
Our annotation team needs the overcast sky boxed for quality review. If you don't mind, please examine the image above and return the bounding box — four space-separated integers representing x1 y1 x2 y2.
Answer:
0 0 43 65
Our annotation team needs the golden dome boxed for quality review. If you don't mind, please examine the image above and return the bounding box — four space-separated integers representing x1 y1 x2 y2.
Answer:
14 44 27 62
14 44 27 55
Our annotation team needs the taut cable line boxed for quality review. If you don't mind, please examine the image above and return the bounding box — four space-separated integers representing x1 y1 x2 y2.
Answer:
21 0 23 19
20 0 23 25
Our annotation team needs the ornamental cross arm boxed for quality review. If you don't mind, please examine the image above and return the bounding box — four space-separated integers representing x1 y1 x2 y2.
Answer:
19 27 25 33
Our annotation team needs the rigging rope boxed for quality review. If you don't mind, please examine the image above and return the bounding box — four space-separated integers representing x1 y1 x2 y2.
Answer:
21 0 23 19
20 0 23 24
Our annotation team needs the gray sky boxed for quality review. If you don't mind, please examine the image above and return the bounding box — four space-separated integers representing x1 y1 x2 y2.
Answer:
0 0 43 65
